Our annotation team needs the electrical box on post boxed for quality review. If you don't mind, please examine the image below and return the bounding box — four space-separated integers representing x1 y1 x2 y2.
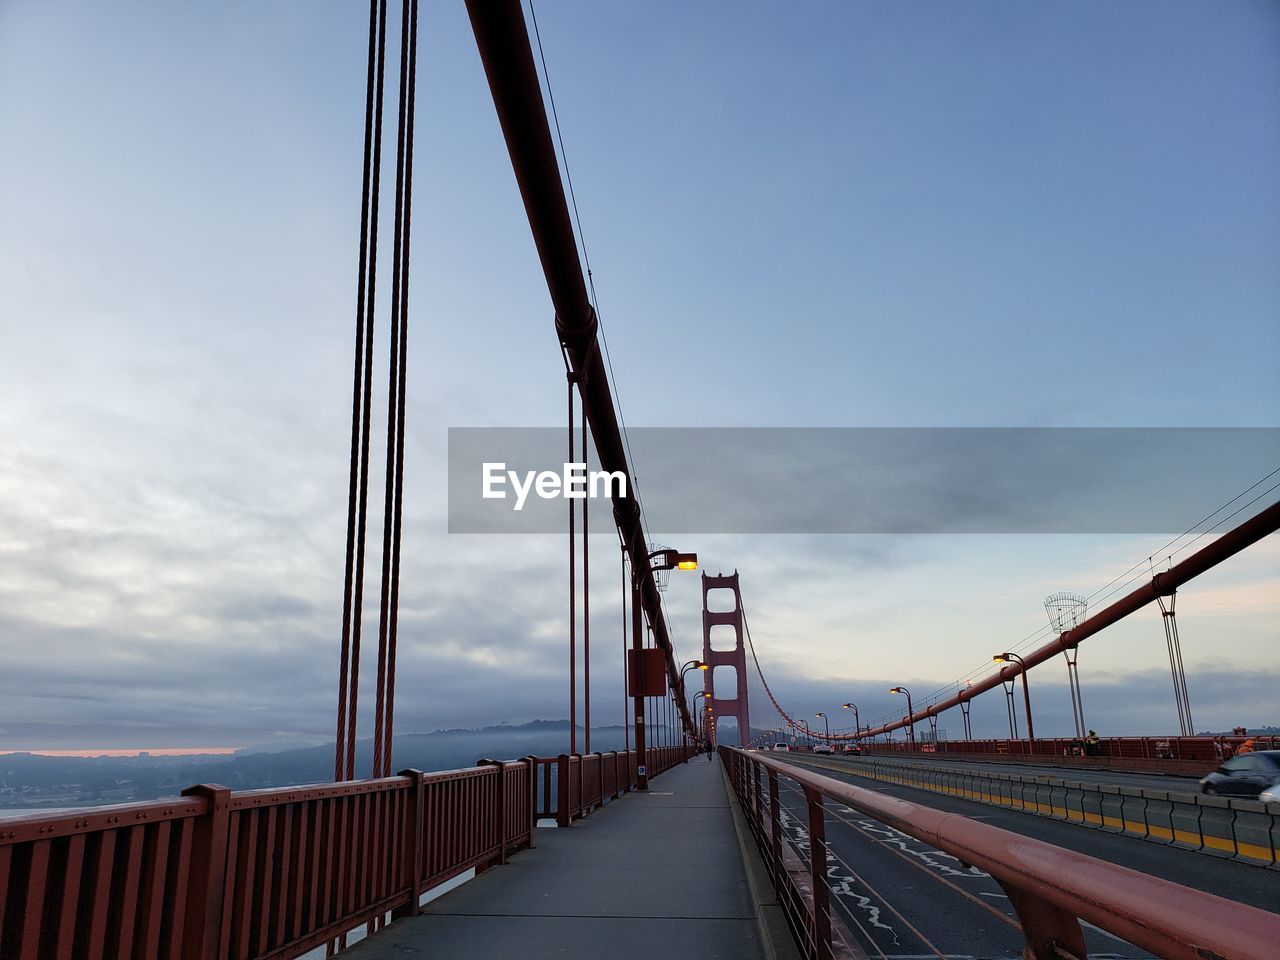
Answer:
627 648 668 697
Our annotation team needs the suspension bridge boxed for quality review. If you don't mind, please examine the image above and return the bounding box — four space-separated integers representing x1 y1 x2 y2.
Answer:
2 2 1279 959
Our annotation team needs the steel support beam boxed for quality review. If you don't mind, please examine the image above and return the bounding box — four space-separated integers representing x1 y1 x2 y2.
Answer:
860 499 1280 740
465 0 693 736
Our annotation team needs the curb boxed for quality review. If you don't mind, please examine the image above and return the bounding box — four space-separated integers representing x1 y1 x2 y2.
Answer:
718 762 805 960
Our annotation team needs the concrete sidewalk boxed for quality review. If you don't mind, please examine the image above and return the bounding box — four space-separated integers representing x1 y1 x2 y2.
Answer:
343 755 764 960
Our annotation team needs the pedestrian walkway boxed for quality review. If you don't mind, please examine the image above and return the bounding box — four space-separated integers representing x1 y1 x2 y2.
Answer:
344 755 765 960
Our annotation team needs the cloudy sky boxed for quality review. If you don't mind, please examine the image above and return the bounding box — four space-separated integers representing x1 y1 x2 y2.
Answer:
1 1 1277 754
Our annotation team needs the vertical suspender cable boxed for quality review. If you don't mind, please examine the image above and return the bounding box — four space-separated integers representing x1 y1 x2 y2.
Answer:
335 0 387 783
582 389 591 754
372 0 411 781
372 0 419 780
382 0 418 779
568 373 577 755
622 548 629 752
344 0 389 783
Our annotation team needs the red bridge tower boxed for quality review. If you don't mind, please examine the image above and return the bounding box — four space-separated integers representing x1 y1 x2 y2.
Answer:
702 572 751 747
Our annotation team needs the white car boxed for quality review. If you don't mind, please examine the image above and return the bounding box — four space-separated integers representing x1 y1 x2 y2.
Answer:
813 744 834 755
773 742 790 752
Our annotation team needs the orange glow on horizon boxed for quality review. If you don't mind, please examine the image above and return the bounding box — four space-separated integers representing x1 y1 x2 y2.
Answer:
0 747 239 758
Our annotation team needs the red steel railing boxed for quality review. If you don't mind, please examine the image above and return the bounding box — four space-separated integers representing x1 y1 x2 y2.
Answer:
532 745 694 826
722 746 1280 960
0 747 694 960
0 760 534 960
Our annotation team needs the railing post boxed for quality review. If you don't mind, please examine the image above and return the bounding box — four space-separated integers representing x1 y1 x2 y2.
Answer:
752 759 764 833
803 785 832 960
180 783 231 960
478 760 507 864
556 754 571 828
997 880 1087 960
768 770 782 889
524 756 539 849
392 770 425 919
597 751 606 809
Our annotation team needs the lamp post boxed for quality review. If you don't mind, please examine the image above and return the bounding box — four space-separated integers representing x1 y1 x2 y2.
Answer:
841 702 860 739
993 652 1034 740
631 549 697 789
679 660 707 749
889 687 915 748
816 712 830 740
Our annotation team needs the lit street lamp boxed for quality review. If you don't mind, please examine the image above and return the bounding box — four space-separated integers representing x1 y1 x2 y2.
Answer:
816 712 830 739
889 686 915 748
841 702 860 739
993 652 1034 740
630 547 698 789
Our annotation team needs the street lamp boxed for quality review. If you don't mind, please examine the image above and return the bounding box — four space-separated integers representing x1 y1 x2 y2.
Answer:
841 702 860 739
648 549 698 572
993 652 1034 740
816 712 830 739
889 687 915 748
680 659 708 687
630 547 698 788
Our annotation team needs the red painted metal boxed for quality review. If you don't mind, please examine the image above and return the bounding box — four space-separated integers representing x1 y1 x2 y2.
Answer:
821 501 1280 743
0 758 545 960
463 0 697 737
724 746 1280 960
702 572 752 748
628 648 668 697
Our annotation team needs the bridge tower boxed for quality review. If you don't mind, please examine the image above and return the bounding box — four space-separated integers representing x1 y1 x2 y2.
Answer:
702 572 751 747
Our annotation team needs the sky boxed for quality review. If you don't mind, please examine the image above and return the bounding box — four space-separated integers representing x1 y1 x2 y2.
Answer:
0 1 1277 754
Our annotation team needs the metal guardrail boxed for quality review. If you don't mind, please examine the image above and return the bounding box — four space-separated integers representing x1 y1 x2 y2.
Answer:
533 746 694 826
0 747 695 959
797 753 1280 867
722 745 1280 960
858 735 1277 776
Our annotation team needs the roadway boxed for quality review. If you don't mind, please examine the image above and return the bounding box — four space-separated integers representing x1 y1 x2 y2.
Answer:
849 752 1206 793
771 753 1278 960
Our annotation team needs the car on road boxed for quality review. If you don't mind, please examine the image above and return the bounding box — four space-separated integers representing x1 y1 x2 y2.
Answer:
813 743 834 755
773 742 790 752
1199 750 1280 798
841 744 862 755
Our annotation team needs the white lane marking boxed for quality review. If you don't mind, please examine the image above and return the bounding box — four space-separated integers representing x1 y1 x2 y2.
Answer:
854 819 989 879
778 806 900 943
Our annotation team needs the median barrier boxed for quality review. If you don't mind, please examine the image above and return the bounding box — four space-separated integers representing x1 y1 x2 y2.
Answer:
1195 794 1238 858
786 753 1280 870
1120 787 1149 838
1230 798 1275 866
1142 789 1176 844
1169 792 1204 851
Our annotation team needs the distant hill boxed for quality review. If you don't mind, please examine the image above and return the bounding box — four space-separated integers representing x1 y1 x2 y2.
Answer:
0 720 684 809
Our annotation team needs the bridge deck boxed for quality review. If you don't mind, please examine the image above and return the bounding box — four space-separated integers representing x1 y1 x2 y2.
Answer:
343 755 764 960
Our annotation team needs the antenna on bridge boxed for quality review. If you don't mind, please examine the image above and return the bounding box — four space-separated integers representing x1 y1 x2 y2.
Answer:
1045 592 1089 739
649 543 673 593
1044 592 1088 633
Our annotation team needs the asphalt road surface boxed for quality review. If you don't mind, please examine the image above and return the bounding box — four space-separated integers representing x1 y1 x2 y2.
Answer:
767 754 1277 960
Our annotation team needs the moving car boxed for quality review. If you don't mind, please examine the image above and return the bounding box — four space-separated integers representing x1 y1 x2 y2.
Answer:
1259 782 1279 805
773 742 790 752
813 743 834 755
841 744 862 755
1199 750 1280 798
